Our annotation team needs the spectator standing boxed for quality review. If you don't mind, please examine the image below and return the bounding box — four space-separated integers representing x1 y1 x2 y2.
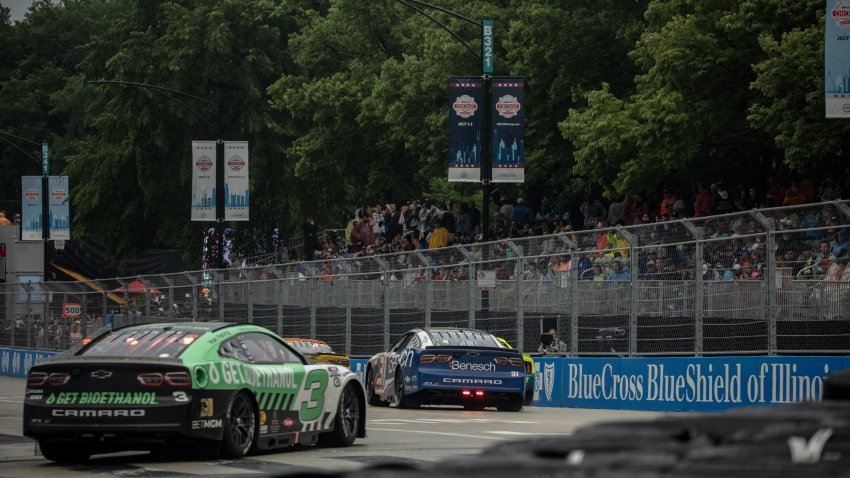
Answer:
428 219 449 249
384 203 401 241
302 217 321 261
538 328 567 354
693 183 713 217
608 196 627 226
713 183 734 215
498 196 514 221
659 190 677 217
0 210 11 225
456 202 472 237
511 198 533 228
468 200 481 231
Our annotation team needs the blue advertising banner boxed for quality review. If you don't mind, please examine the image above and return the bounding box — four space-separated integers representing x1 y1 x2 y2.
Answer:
20 176 42 241
48 176 70 240
0 348 58 378
534 356 850 412
491 77 525 183
448 77 482 182
826 0 850 117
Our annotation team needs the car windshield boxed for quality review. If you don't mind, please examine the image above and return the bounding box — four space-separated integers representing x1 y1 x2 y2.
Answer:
80 328 200 358
287 340 335 354
428 330 499 347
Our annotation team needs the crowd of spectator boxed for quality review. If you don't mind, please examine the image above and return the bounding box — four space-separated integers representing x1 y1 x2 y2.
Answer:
286 177 850 293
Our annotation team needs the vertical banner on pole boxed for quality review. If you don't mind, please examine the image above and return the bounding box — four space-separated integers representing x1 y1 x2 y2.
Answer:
491 77 525 182
448 77 483 182
191 141 217 221
48 176 70 240
826 1 850 117
21 176 42 241
224 141 249 221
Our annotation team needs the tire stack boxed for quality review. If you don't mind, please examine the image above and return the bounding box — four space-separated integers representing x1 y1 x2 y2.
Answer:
276 370 850 478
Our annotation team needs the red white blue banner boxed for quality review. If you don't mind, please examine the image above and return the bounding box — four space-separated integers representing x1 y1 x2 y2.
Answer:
48 176 70 240
491 77 525 183
448 77 482 182
826 1 850 117
224 141 249 221
21 176 42 241
191 141 216 221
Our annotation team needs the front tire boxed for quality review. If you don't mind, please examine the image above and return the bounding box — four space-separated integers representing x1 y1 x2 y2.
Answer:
366 367 389 406
318 383 361 447
39 440 91 463
220 391 257 458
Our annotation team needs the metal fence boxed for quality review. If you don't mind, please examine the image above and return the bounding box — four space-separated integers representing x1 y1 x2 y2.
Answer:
2 201 849 357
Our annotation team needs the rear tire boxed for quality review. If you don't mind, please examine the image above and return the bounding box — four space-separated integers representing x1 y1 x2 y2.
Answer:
220 391 257 458
497 396 524 412
366 367 389 406
317 383 361 447
39 440 91 463
394 369 419 409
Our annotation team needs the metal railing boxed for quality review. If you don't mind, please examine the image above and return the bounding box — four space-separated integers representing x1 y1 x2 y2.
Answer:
2 201 849 357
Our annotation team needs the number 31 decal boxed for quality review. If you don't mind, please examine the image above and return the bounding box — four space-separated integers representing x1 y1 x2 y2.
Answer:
299 370 328 422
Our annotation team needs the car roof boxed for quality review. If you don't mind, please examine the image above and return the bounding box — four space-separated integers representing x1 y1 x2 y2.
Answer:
112 322 240 334
284 338 331 345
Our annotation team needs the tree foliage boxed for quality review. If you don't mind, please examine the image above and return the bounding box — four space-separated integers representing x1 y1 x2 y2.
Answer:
0 0 840 264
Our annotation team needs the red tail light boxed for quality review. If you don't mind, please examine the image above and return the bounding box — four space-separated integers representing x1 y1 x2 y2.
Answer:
509 357 524 367
420 354 435 363
47 373 70 386
475 390 485 397
164 372 191 386
435 354 452 363
137 373 164 386
28 372 48 386
461 390 472 397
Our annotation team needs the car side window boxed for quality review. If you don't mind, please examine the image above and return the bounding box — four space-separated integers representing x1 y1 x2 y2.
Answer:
219 337 251 362
390 333 413 353
409 335 422 349
240 332 303 364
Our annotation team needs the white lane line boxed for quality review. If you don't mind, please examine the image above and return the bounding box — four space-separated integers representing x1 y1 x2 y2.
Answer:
369 427 505 441
0 399 23 404
485 430 569 436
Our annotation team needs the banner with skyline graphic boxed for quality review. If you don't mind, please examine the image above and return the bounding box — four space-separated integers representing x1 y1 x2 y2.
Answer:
491 77 525 182
48 176 70 240
448 77 482 182
224 141 249 221
20 176 42 241
826 1 850 117
191 141 217 221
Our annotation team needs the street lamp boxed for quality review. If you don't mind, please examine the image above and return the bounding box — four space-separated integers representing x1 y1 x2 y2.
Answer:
389 0 495 240
0 131 52 282
87 79 226 269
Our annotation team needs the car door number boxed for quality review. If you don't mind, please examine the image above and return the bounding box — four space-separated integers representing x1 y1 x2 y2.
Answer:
299 370 328 422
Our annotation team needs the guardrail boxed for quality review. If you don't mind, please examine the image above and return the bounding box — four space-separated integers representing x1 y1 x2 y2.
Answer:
1 200 849 357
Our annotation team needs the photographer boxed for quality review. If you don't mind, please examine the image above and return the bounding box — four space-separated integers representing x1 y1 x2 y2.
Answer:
538 328 567 355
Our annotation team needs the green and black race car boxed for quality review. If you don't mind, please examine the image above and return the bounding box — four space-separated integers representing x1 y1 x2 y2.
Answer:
23 322 366 462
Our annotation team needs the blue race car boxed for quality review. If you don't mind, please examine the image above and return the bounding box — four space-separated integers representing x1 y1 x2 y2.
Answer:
365 328 526 411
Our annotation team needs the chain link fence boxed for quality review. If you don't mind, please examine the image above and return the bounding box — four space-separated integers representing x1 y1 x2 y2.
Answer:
2 201 849 357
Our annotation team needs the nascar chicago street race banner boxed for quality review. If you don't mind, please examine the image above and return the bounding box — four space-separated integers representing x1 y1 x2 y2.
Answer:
826 0 850 117
224 141 249 221
48 176 70 240
491 77 525 183
191 141 217 221
447 77 482 182
20 176 43 241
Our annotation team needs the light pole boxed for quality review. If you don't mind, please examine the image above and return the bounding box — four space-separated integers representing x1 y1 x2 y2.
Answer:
0 131 51 282
87 79 226 269
389 0 494 239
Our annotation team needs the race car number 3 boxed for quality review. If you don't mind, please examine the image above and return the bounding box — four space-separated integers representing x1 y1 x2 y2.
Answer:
299 370 328 422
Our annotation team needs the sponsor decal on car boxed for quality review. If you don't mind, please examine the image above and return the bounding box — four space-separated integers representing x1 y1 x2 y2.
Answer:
450 361 495 372
200 398 214 417
192 419 223 430
45 392 158 405
52 409 145 417
207 362 297 389
259 411 267 425
443 378 503 385
90 370 113 379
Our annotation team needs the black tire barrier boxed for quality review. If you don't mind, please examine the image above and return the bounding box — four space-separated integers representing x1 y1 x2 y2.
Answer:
824 369 850 400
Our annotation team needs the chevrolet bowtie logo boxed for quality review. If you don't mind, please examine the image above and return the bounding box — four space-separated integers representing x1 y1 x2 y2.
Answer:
90 370 112 379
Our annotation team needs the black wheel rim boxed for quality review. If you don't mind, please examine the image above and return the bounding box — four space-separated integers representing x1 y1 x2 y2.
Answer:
340 386 359 438
229 395 255 451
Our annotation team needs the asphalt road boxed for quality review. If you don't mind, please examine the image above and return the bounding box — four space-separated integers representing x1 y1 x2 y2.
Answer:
0 376 667 476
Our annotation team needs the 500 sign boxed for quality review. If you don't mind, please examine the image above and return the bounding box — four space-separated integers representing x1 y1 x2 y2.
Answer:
62 303 82 319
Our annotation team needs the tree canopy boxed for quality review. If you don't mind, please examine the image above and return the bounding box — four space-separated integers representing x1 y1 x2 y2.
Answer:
0 0 843 265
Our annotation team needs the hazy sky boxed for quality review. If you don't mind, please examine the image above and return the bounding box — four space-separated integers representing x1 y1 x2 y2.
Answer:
2 0 35 22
